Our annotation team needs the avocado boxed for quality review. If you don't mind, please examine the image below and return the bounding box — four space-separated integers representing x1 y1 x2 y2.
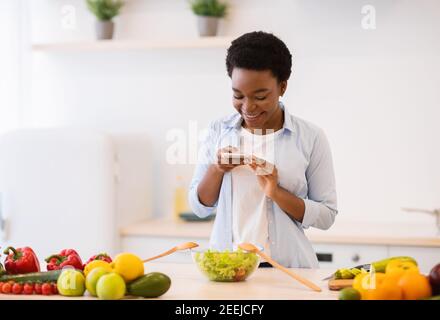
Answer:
127 272 171 298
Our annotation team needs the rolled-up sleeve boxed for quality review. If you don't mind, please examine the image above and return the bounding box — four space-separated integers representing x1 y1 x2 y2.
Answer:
301 128 338 230
188 121 219 218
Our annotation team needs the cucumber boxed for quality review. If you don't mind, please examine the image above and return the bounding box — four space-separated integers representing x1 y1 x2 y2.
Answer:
127 272 171 298
0 270 63 283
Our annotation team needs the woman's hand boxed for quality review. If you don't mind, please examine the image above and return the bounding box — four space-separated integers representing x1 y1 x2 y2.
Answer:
214 146 244 173
249 157 279 199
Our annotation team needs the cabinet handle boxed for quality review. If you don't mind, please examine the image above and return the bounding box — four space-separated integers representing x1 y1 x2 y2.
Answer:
351 254 360 263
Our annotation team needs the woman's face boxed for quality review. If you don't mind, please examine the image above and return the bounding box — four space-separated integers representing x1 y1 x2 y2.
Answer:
231 68 287 130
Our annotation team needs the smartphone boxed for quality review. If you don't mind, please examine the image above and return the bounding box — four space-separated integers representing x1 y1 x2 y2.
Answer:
220 152 247 164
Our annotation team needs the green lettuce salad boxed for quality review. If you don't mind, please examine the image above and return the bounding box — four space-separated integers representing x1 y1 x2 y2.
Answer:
193 248 259 282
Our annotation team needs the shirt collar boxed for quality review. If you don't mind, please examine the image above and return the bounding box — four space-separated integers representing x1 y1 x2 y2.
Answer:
225 101 295 133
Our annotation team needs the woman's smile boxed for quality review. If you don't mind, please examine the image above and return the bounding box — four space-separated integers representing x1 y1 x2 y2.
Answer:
242 111 265 122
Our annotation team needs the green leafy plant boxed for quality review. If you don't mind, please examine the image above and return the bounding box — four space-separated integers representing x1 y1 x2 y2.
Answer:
190 0 228 18
86 0 124 21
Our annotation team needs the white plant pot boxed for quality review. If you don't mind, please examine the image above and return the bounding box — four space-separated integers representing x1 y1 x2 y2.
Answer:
96 20 114 40
196 16 219 37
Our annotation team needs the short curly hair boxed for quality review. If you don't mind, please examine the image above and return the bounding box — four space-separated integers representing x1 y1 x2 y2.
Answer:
226 31 292 82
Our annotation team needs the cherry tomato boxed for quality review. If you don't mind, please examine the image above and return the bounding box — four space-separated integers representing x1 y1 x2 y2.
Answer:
34 283 42 294
23 283 34 295
51 283 58 295
12 283 23 294
42 283 52 295
0 282 4 291
2 283 12 294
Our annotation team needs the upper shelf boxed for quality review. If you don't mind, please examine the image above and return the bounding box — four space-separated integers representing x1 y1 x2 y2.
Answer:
31 36 234 52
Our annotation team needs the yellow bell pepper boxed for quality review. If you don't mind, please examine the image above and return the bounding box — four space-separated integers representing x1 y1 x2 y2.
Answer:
385 259 419 278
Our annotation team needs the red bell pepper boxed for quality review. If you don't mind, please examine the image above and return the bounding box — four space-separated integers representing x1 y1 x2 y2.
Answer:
45 249 83 271
3 246 40 274
83 253 112 268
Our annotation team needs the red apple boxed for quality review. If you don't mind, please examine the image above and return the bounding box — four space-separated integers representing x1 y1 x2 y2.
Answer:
429 263 440 295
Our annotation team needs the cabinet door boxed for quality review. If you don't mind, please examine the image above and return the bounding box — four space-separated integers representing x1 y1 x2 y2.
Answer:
122 236 210 263
388 246 440 273
312 243 388 269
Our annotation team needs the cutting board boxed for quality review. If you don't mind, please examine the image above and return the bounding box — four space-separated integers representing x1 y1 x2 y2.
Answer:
328 279 354 291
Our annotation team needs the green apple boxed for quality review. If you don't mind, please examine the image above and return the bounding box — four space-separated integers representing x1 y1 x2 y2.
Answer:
96 272 126 300
57 269 86 296
86 266 110 297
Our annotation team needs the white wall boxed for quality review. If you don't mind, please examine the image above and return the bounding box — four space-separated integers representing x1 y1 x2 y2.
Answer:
26 0 440 232
0 0 23 135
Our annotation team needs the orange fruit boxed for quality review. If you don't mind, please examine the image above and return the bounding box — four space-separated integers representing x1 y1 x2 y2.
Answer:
398 271 432 300
365 275 403 300
354 272 387 300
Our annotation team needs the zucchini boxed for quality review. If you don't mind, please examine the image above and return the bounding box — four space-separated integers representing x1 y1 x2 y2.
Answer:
0 270 63 283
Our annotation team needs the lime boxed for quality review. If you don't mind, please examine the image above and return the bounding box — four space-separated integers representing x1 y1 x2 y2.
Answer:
339 287 361 300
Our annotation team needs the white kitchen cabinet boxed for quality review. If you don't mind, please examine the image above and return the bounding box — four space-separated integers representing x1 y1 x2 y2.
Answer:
312 243 389 269
388 246 440 273
121 236 210 263
120 219 440 269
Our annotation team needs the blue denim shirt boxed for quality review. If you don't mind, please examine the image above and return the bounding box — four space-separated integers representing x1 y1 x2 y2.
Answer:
189 103 338 268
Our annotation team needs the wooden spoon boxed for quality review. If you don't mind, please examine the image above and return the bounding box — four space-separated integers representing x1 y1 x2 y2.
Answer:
238 243 322 292
142 242 199 263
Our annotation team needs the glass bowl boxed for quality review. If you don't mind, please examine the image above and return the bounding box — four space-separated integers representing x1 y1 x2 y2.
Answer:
191 247 261 282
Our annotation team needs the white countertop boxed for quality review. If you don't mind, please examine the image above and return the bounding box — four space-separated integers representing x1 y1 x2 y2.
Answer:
0 263 338 300
120 218 440 247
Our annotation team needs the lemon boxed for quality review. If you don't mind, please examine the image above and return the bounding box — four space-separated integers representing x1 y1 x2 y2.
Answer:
111 253 144 282
339 287 361 300
84 260 113 277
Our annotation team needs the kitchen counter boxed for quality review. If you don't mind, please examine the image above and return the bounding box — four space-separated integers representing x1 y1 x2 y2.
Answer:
120 218 440 248
0 263 339 300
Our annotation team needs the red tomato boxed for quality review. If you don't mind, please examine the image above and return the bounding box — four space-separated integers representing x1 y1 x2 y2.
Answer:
42 283 52 295
0 282 4 291
23 283 34 295
34 283 42 294
2 283 12 294
12 283 23 294
51 283 58 295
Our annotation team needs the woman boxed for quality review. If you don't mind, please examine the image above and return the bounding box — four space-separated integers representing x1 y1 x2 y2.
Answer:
189 31 337 268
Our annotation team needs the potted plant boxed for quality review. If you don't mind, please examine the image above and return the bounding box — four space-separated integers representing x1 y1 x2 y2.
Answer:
190 0 228 37
86 0 124 40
